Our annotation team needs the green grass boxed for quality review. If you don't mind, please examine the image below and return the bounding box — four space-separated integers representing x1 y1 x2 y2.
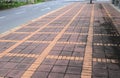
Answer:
0 0 44 10
35 0 44 3
0 1 27 10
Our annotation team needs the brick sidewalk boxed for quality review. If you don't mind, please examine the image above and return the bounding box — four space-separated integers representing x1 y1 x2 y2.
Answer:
0 2 120 78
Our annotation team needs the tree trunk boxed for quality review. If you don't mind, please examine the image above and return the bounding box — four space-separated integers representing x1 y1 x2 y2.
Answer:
90 0 92 4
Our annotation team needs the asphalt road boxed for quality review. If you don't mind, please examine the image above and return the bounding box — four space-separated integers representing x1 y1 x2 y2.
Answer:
0 0 85 34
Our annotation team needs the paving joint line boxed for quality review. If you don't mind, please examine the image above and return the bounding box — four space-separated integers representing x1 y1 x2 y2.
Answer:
12 32 88 35
26 41 52 43
94 43 120 47
1 52 119 64
0 40 86 45
57 42 86 45
12 32 59 34
65 32 88 35
46 55 83 61
0 40 20 42
6 53 39 58
94 34 120 36
23 26 64 28
1 39 119 47
93 58 119 63
81 4 94 78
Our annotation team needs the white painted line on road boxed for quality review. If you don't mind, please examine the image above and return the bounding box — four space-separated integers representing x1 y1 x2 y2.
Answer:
41 7 51 11
15 11 25 14
0 16 6 19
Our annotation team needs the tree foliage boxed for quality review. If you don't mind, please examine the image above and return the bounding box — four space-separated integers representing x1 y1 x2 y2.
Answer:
0 0 44 9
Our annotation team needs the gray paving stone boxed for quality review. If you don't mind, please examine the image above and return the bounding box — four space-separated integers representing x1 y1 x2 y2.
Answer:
14 63 31 70
10 48 23 53
37 64 53 72
72 52 84 57
55 59 69 66
0 69 10 77
3 62 18 69
48 73 64 78
93 62 107 69
109 70 120 78
64 74 80 78
66 66 82 74
0 62 7 69
69 60 82 67
74 47 85 53
42 58 56 65
52 46 64 51
93 53 105 58
93 68 108 77
0 56 14 62
32 72 49 78
16 28 38 32
107 63 120 70
6 70 24 78
10 56 24 63
63 45 75 52
20 48 33 54
51 65 67 73
49 50 62 55
60 51 73 56
21 57 36 64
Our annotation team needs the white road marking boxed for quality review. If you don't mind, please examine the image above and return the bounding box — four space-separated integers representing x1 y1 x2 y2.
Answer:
15 11 25 14
41 7 51 11
0 16 6 19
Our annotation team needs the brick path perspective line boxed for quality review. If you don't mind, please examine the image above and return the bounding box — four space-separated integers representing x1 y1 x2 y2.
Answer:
81 4 94 78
